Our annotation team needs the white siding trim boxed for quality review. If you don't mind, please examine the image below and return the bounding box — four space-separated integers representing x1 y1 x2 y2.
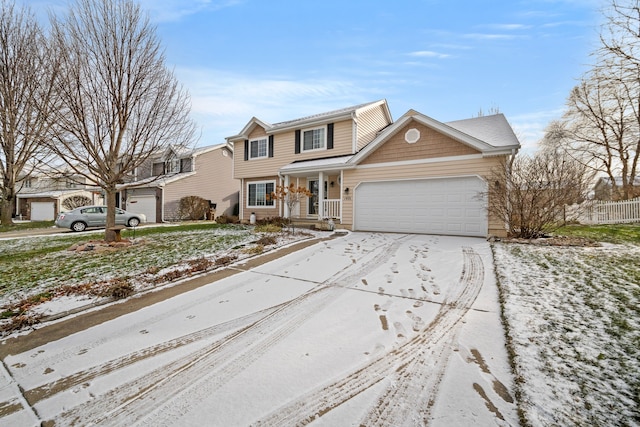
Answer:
356 154 483 170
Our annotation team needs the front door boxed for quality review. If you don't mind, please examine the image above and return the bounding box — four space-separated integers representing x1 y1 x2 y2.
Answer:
308 179 318 215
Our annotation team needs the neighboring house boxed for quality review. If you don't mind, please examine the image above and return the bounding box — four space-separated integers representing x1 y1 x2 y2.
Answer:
120 143 239 222
15 168 102 221
227 99 521 237
593 176 640 201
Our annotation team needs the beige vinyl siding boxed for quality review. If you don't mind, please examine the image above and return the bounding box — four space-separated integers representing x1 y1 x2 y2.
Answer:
234 120 355 179
342 156 507 236
163 147 239 220
356 104 393 151
361 119 479 165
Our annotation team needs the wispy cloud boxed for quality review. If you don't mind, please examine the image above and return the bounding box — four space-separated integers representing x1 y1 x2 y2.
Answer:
462 33 523 40
139 0 243 23
407 50 451 59
175 68 372 142
485 23 533 31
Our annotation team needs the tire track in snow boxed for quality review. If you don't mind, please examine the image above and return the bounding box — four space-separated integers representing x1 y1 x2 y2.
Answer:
45 234 406 426
252 246 484 426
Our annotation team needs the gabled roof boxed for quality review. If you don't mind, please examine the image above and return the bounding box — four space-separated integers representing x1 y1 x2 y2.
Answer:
595 176 640 187
446 114 520 149
154 143 229 161
226 100 391 141
350 110 520 164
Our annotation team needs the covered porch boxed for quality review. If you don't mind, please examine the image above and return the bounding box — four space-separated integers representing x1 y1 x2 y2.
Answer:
278 155 353 223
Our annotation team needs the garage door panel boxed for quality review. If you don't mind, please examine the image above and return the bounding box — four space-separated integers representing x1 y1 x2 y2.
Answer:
31 202 55 221
128 196 156 223
354 177 487 237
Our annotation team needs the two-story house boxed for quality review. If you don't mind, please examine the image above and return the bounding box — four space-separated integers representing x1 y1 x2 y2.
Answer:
120 143 239 222
227 99 521 237
15 167 101 221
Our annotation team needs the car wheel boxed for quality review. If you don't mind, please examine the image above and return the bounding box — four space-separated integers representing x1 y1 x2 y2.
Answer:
128 217 140 227
71 221 87 232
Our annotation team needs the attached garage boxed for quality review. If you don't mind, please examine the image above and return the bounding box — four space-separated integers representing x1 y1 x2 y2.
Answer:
354 176 488 237
127 195 157 223
30 201 56 221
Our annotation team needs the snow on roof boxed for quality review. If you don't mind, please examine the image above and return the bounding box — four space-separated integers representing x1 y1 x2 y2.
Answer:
271 100 386 130
279 155 354 173
16 189 95 199
445 114 520 148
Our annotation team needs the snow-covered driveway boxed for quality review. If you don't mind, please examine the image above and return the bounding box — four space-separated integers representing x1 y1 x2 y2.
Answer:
0 232 517 426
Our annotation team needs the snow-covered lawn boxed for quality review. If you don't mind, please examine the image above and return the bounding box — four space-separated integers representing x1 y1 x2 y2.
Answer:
493 241 640 426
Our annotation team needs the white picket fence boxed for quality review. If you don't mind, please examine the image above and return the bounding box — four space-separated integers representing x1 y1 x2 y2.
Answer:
567 197 640 225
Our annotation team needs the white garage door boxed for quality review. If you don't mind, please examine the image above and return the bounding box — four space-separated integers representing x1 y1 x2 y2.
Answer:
31 202 55 221
127 195 156 223
354 177 488 237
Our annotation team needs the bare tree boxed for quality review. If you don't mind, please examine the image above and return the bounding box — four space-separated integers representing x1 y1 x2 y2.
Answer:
47 0 195 241
488 149 593 238
268 183 312 233
62 194 92 210
0 1 55 225
562 0 640 200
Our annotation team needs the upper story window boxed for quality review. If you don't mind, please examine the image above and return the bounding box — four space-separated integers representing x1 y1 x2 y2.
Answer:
166 158 180 173
302 127 326 152
249 138 268 159
23 178 32 188
66 179 78 189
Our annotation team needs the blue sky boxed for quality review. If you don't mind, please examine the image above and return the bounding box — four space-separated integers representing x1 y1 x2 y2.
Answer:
26 0 603 152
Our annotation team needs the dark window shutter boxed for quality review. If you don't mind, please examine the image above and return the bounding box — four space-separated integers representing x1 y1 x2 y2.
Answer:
327 123 334 150
244 140 249 161
268 135 274 158
295 130 301 154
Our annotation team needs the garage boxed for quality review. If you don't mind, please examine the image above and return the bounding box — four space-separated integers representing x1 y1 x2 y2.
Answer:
30 202 55 221
354 176 488 237
127 195 157 223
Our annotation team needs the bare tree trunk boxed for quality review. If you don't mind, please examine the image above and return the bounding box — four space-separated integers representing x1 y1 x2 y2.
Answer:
46 0 195 243
0 195 14 225
0 2 54 226
104 188 117 242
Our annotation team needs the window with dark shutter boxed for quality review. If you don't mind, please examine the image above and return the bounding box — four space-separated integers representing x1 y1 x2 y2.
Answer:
295 130 301 154
152 162 164 176
244 140 249 161
268 135 274 157
180 158 192 172
327 123 334 150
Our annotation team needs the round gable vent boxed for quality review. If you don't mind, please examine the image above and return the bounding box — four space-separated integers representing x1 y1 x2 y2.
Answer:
404 128 420 144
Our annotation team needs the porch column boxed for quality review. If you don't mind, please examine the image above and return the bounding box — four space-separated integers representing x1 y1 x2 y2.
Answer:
283 175 290 218
318 171 325 219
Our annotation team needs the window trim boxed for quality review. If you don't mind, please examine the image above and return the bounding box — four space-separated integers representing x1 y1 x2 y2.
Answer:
247 180 276 208
301 126 327 153
249 137 269 160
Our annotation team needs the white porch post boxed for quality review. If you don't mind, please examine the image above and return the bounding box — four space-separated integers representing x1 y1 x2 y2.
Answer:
318 171 325 219
283 175 290 218
340 170 344 223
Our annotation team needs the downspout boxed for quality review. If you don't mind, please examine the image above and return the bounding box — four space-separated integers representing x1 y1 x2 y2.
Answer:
240 178 244 220
351 111 358 154
277 172 284 218
160 185 165 223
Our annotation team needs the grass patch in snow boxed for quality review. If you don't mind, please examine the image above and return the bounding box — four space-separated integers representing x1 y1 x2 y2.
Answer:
556 223 640 244
494 241 640 426
0 220 55 233
0 223 254 301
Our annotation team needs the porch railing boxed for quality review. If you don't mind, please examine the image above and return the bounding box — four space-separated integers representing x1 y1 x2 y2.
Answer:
322 199 341 219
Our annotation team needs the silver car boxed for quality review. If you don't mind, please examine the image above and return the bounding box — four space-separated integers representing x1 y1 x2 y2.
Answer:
55 205 146 232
